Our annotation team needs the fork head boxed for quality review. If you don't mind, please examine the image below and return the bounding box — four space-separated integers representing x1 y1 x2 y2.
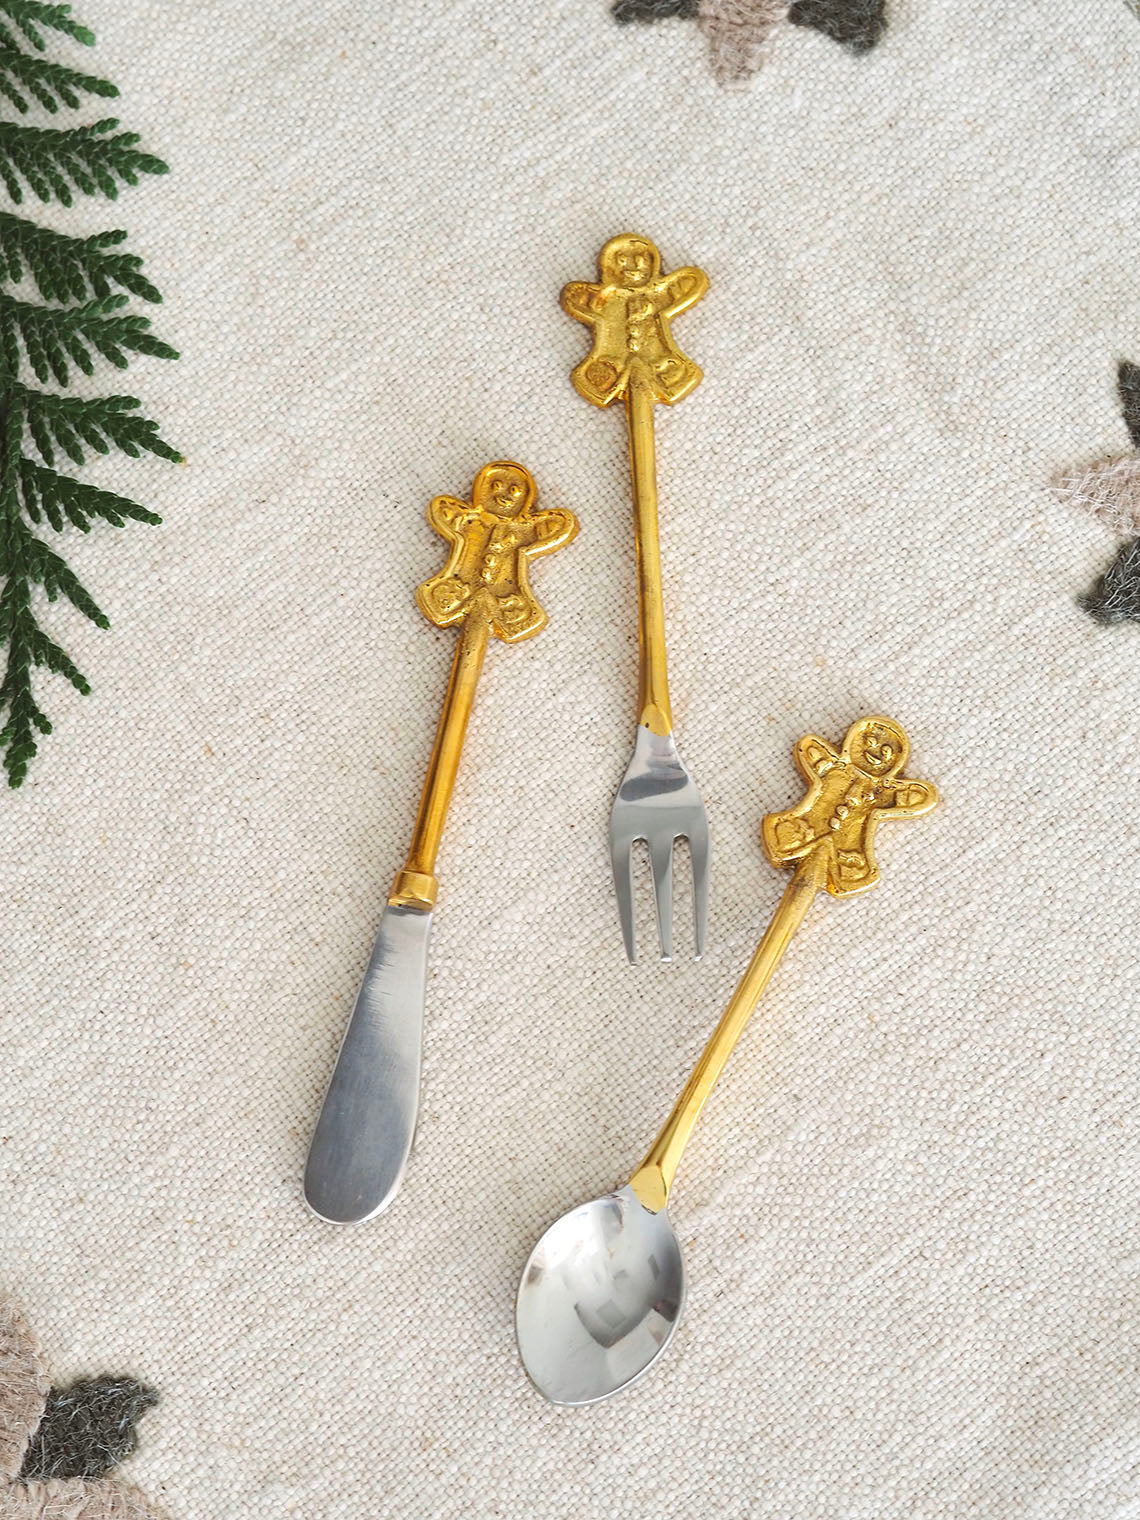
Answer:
610 726 709 963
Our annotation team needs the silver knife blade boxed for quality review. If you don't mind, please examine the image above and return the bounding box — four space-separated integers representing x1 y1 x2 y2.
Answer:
304 904 432 1223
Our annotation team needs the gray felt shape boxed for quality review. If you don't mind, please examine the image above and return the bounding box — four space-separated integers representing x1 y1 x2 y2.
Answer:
788 0 886 51
19 1377 159 1483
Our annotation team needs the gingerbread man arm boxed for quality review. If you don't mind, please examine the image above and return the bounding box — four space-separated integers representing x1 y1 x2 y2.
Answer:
819 775 937 896
794 735 839 783
658 266 709 318
881 778 939 817
561 281 605 325
427 494 477 537
526 506 579 556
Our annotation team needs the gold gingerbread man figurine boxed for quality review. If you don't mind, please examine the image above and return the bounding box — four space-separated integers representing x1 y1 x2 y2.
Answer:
561 233 709 408
416 461 578 642
762 717 938 896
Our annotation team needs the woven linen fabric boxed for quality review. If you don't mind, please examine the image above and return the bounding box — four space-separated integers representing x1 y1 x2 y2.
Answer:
5 1 1140 1515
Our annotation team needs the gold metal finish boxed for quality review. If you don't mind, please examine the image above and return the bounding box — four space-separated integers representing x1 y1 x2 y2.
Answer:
625 374 671 734
562 234 708 737
388 612 489 911
629 717 937 1212
387 461 577 911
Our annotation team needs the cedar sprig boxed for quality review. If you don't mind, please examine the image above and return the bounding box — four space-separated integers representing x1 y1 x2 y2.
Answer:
20 457 159 532
0 393 96 784
0 2 95 51
0 118 167 204
0 42 115 113
20 385 178 468
0 4 176 787
0 291 177 383
17 510 103 620
0 215 160 300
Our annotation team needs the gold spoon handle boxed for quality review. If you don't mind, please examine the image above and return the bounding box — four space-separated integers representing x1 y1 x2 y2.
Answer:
629 715 938 1213
629 848 827 1212
626 370 672 737
389 609 490 911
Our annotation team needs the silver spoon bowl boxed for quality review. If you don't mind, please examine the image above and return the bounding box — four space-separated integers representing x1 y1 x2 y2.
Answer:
515 1185 684 1405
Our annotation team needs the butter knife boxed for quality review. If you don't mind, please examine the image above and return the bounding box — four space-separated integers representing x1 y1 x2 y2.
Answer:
304 461 577 1222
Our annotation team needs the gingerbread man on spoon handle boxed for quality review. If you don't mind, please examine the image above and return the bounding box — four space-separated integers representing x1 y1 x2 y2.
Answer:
517 717 937 1405
562 235 710 962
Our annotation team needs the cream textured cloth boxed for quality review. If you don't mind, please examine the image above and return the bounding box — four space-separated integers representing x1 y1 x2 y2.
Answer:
5 2 1140 1516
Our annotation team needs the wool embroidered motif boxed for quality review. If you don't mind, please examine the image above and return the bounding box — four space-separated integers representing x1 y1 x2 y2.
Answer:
1052 361 1140 624
0 1297 168 1518
613 0 887 85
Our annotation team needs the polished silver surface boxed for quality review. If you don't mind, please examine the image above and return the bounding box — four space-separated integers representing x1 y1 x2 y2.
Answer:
611 724 709 963
515 1185 685 1405
304 905 432 1224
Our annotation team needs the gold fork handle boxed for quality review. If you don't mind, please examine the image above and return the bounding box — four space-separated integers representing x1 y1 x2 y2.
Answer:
389 609 490 911
629 847 829 1212
626 369 673 737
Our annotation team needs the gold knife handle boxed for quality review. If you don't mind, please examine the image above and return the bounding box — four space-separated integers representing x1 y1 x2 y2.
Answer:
389 611 489 910
389 462 578 910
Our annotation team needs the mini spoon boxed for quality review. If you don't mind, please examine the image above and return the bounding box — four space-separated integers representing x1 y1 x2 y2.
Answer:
516 717 936 1404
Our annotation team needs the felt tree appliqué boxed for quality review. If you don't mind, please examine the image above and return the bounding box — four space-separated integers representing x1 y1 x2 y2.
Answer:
1052 361 1140 623
0 1 178 788
611 0 886 87
0 1296 169 1517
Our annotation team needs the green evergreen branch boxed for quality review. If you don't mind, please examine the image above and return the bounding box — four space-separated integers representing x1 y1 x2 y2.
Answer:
0 6 176 786
0 390 95 785
20 457 160 531
0 2 93 53
19 384 180 466
0 118 167 205
0 216 162 302
0 577 57 785
0 291 177 384
19 511 103 620
0 42 113 112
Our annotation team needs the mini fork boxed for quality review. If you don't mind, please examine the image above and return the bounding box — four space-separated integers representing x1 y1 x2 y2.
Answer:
562 234 710 961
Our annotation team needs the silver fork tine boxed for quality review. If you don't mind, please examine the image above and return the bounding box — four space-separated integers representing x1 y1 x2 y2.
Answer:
687 814 710 960
613 831 639 964
650 836 675 962
611 726 708 962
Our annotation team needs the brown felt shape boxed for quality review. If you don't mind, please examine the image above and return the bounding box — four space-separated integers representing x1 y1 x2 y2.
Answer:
4 1478 163 1518
699 0 788 83
0 1303 48 1481
1051 455 1140 537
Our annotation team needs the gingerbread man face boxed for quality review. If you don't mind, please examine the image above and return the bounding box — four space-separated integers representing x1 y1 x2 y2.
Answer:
845 717 908 778
599 234 660 289
475 461 533 519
